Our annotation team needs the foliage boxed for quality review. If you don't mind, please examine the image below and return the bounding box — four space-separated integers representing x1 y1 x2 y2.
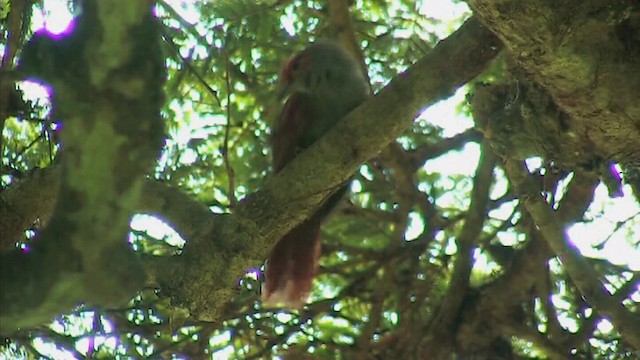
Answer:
1 0 638 359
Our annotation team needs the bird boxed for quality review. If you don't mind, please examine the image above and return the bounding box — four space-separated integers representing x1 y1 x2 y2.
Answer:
262 41 369 308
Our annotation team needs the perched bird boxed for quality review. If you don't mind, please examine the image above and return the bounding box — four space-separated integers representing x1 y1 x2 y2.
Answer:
263 41 368 307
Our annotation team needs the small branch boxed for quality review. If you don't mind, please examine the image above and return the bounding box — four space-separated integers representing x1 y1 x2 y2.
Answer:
161 30 222 107
222 41 237 208
426 141 496 354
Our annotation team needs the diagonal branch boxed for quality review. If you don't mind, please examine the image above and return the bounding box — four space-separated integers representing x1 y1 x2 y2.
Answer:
504 159 640 349
153 16 503 322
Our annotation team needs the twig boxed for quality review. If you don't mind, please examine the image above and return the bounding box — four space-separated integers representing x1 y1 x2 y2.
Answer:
222 38 236 208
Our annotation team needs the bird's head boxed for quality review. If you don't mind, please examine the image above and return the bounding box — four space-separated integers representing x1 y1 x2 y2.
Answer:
276 41 367 102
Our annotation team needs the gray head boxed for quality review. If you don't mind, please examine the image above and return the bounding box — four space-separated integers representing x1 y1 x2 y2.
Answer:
278 41 368 113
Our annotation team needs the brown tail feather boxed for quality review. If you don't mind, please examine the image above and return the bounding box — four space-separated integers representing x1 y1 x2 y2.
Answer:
262 216 322 308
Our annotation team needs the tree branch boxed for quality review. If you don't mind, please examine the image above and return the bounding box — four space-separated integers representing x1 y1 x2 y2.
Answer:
1 0 164 334
152 16 503 322
504 159 640 349
467 0 640 166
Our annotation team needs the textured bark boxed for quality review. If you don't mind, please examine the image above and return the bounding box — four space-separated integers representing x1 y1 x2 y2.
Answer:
467 0 640 167
0 0 164 334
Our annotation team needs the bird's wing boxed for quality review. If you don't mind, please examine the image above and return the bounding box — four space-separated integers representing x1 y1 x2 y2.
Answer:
271 92 314 173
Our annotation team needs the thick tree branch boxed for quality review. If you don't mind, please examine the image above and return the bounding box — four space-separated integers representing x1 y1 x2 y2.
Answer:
0 164 216 253
240 16 501 236
153 16 503 322
467 0 640 166
1 0 164 334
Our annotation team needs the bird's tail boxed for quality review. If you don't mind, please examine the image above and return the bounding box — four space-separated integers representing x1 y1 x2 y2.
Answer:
262 216 322 308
